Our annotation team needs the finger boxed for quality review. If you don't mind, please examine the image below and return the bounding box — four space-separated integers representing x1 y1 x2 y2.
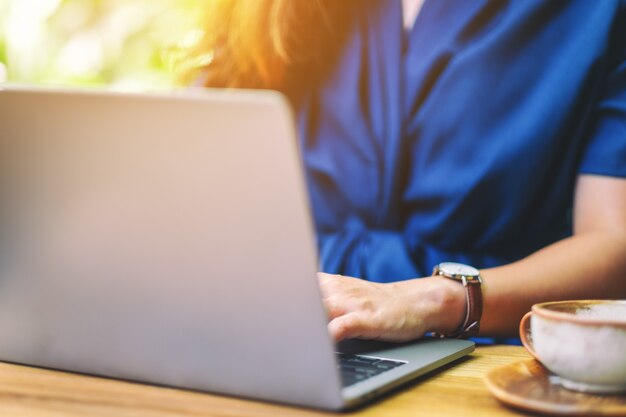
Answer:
328 313 369 342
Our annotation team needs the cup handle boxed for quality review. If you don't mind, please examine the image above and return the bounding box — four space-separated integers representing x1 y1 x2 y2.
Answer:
519 311 539 360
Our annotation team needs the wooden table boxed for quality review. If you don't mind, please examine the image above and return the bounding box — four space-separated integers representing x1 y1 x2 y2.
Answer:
0 345 533 417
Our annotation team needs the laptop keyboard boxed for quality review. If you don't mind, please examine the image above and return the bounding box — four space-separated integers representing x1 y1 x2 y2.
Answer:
336 353 407 387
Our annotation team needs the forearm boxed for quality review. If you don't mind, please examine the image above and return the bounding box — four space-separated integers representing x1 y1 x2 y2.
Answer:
480 232 626 337
318 233 626 342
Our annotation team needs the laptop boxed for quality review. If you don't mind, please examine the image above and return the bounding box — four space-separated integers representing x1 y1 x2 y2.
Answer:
0 86 473 410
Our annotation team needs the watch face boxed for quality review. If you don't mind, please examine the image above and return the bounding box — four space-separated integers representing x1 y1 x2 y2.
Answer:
439 262 480 278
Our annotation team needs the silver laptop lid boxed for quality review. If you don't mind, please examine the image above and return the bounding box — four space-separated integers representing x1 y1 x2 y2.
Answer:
0 87 344 410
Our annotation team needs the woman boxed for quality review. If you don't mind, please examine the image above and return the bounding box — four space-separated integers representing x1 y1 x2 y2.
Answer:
185 0 626 341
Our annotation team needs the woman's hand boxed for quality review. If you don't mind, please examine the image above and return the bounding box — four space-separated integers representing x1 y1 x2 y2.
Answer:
318 272 466 342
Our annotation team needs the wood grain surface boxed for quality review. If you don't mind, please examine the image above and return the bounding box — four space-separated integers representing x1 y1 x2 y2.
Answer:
0 346 533 417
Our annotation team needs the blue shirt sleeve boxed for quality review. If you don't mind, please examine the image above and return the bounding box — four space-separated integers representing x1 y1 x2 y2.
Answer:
579 11 626 177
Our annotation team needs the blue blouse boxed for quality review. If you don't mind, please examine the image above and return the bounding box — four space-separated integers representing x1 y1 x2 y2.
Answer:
296 0 626 282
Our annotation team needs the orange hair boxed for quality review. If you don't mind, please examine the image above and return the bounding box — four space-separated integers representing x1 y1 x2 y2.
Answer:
181 0 355 94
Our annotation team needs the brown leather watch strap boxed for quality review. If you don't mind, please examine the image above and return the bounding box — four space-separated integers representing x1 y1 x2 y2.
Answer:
460 278 482 338
432 263 483 339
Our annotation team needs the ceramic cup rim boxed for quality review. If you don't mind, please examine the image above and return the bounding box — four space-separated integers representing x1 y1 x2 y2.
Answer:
532 300 626 328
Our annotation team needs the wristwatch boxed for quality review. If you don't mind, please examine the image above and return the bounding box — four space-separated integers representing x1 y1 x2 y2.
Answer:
432 262 483 339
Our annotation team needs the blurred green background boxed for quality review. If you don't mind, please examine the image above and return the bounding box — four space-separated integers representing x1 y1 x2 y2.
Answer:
0 0 203 90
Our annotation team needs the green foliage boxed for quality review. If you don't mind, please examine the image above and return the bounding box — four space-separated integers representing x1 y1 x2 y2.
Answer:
0 38 6 73
0 0 202 89
0 1 8 80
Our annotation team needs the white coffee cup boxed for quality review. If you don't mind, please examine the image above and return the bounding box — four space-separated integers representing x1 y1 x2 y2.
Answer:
519 300 626 394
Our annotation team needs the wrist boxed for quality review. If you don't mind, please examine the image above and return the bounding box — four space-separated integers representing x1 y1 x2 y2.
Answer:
421 276 467 335
397 277 466 334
